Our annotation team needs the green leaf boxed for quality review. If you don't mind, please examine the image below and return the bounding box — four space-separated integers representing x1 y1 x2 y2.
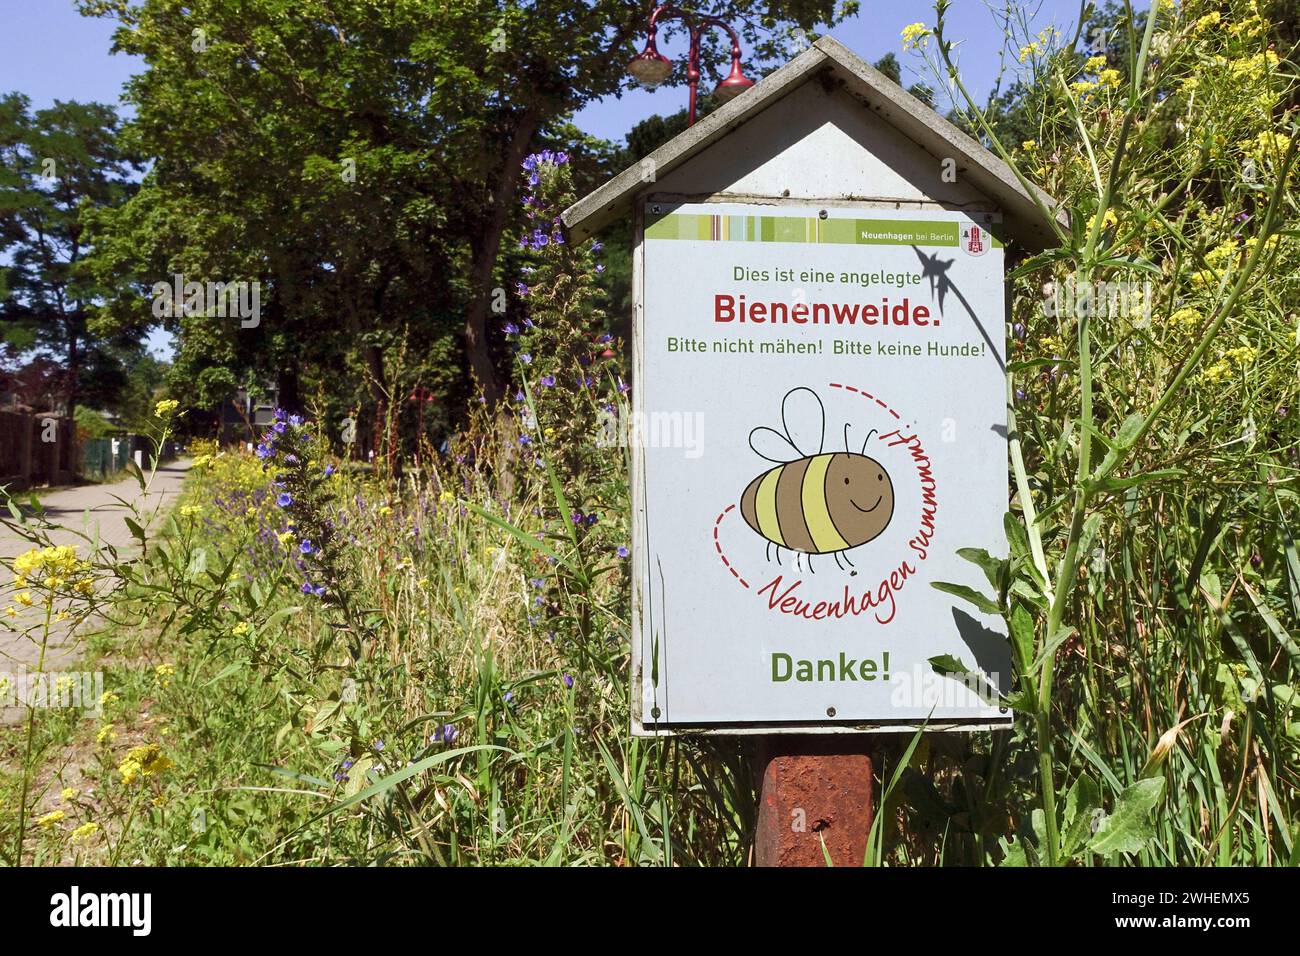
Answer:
957 547 1005 591
928 653 969 676
202 660 245 687
308 745 509 824
1029 625 1076 674
466 501 577 576
1086 777 1165 857
998 835 1036 867
931 580 1002 615
1008 603 1035 672
1062 774 1101 859
1090 468 1184 493
1004 512 1031 562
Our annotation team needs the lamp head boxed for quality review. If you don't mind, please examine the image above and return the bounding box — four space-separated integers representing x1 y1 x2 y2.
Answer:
713 55 754 101
627 36 673 89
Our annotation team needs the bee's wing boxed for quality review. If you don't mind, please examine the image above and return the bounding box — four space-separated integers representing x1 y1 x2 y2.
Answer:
781 387 825 457
749 426 803 463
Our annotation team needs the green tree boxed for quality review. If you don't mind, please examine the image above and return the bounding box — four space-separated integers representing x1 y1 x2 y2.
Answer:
79 0 852 427
0 94 139 421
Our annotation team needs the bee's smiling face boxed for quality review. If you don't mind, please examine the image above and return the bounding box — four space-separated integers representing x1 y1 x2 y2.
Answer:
825 452 894 547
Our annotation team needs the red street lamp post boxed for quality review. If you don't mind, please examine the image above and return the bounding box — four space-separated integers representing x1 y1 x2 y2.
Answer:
408 386 435 470
626 5 755 126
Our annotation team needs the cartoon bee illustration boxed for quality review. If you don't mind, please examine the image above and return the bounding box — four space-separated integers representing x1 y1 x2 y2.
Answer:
740 387 894 573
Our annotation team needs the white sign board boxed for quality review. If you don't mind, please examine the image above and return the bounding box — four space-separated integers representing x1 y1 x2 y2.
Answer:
633 201 1011 732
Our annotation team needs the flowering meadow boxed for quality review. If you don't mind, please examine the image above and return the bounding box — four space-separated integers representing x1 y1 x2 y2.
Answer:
1 0 1299 867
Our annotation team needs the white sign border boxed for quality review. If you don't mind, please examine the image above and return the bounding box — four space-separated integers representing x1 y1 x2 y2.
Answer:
629 195 1015 737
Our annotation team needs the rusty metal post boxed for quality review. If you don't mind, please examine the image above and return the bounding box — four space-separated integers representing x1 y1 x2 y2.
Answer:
754 736 874 867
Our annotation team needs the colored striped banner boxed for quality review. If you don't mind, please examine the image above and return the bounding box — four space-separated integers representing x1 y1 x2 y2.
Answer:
644 211 1002 248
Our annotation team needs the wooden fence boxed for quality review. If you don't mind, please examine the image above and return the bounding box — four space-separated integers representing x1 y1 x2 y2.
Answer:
0 410 77 491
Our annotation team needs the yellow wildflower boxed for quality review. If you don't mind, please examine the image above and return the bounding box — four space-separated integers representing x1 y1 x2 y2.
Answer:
232 622 250 636
154 399 180 418
14 592 33 607
4 607 15 619
1097 69 1122 90
901 22 931 51
61 787 79 801
379 505 393 516
180 505 202 518
1084 55 1107 72
36 809 65 829
70 821 99 842
119 743 173 784
100 691 120 707
1194 11 1221 32
1021 139 1037 151
96 723 116 745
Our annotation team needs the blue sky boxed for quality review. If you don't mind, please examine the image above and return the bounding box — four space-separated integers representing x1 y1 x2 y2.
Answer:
0 0 1087 359
0 1 1088 136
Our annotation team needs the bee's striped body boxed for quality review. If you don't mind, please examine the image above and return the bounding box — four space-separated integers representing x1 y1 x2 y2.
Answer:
739 451 893 555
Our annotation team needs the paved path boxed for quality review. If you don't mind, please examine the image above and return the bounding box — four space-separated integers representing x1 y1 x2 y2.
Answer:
1 461 191 708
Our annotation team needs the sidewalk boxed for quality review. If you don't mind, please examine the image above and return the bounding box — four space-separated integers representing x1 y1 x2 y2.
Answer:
1 461 191 714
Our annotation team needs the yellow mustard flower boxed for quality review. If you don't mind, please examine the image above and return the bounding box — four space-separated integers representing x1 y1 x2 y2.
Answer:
154 399 180 418
61 787 79 801
70 821 99 842
901 22 931 51
119 743 174 784
36 809 65 829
